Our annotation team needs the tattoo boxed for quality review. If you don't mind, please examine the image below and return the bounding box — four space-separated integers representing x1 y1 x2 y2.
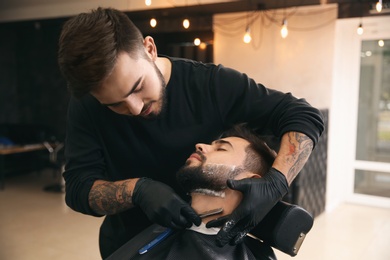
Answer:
286 132 313 184
89 180 134 215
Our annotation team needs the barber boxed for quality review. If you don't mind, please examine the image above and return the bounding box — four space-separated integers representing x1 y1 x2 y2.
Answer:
58 7 324 258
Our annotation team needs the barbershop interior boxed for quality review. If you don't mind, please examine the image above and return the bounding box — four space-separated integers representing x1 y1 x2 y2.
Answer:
0 0 389 259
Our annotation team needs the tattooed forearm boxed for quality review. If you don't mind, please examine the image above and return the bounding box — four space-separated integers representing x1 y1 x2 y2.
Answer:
89 179 136 215
286 132 313 183
275 132 314 185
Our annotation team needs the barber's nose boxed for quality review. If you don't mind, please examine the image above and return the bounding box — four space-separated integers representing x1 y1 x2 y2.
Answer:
195 143 210 153
125 96 143 115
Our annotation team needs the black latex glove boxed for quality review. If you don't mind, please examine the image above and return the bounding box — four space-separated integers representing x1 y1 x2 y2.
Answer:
132 178 201 229
206 167 289 247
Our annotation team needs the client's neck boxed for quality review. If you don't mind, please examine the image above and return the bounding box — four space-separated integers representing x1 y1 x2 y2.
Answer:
190 189 241 224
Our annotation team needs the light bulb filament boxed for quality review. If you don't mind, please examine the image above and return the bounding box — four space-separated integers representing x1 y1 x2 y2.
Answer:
376 0 383 12
281 19 288 38
243 27 251 43
150 18 157 28
183 19 190 29
357 23 364 35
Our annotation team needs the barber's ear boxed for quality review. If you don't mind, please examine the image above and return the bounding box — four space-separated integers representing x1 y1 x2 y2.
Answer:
143 36 157 61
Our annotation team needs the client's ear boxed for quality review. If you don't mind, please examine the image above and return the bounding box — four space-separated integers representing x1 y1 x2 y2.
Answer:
248 173 261 179
234 172 261 180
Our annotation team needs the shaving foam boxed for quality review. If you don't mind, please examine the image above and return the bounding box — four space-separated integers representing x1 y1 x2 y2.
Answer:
192 189 226 198
202 164 236 175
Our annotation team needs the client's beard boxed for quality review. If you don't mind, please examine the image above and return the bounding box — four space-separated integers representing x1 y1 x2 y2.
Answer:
176 163 244 195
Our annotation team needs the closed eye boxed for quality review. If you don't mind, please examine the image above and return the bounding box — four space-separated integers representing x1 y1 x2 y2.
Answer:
211 139 233 151
133 82 144 94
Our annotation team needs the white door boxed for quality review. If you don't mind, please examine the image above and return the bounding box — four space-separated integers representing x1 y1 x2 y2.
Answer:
353 38 390 206
329 16 390 210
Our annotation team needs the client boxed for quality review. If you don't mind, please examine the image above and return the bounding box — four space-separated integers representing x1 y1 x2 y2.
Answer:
108 125 278 259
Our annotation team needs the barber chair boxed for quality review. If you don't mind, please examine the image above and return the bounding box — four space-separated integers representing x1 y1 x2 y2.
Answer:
250 201 313 256
42 141 65 193
107 201 313 259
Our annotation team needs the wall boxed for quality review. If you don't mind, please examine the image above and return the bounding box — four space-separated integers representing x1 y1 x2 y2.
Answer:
213 4 337 110
213 5 336 210
1 4 336 139
0 18 70 140
0 14 213 141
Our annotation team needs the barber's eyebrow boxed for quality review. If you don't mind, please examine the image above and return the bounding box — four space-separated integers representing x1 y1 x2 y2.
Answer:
212 139 234 149
101 76 143 107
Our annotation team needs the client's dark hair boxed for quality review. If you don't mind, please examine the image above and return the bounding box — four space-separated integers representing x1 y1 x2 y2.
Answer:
220 124 276 176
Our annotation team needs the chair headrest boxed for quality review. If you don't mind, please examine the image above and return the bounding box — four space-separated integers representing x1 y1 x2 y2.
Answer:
249 201 314 256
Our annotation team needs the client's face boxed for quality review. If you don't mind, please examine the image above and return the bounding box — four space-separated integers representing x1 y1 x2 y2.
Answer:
176 137 249 193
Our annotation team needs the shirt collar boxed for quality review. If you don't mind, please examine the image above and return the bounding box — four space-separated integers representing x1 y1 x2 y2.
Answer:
187 222 220 235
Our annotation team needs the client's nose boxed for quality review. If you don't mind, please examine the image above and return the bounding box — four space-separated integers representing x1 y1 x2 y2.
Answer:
195 143 209 153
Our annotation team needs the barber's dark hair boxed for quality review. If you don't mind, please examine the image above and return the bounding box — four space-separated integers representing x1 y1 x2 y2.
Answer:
58 7 145 98
220 124 276 176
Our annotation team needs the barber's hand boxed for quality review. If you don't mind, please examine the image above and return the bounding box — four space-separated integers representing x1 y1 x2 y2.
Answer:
206 167 289 247
132 178 201 229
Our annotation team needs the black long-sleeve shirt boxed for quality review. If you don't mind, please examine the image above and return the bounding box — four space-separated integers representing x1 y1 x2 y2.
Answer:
63 56 324 257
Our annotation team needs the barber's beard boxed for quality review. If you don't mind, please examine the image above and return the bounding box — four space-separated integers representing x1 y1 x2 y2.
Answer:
176 162 244 195
142 61 167 120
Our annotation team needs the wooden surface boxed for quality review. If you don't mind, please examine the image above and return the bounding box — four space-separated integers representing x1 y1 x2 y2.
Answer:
0 144 47 155
0 142 63 189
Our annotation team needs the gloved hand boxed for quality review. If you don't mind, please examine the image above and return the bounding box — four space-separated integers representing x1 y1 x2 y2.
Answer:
206 167 289 247
132 178 201 229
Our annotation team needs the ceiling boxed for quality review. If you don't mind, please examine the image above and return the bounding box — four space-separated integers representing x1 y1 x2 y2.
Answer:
0 0 387 23
125 0 386 20
127 0 321 20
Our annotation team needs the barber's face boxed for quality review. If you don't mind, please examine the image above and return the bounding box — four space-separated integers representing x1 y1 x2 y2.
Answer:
176 137 249 193
91 51 166 118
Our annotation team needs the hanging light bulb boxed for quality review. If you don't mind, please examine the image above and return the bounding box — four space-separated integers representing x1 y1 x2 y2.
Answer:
183 18 190 29
150 18 157 28
243 27 251 43
376 0 383 12
145 0 152 6
378 40 384 47
357 23 364 35
194 38 201 46
281 19 288 39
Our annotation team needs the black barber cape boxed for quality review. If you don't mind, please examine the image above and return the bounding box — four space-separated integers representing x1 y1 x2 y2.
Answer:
107 224 276 260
